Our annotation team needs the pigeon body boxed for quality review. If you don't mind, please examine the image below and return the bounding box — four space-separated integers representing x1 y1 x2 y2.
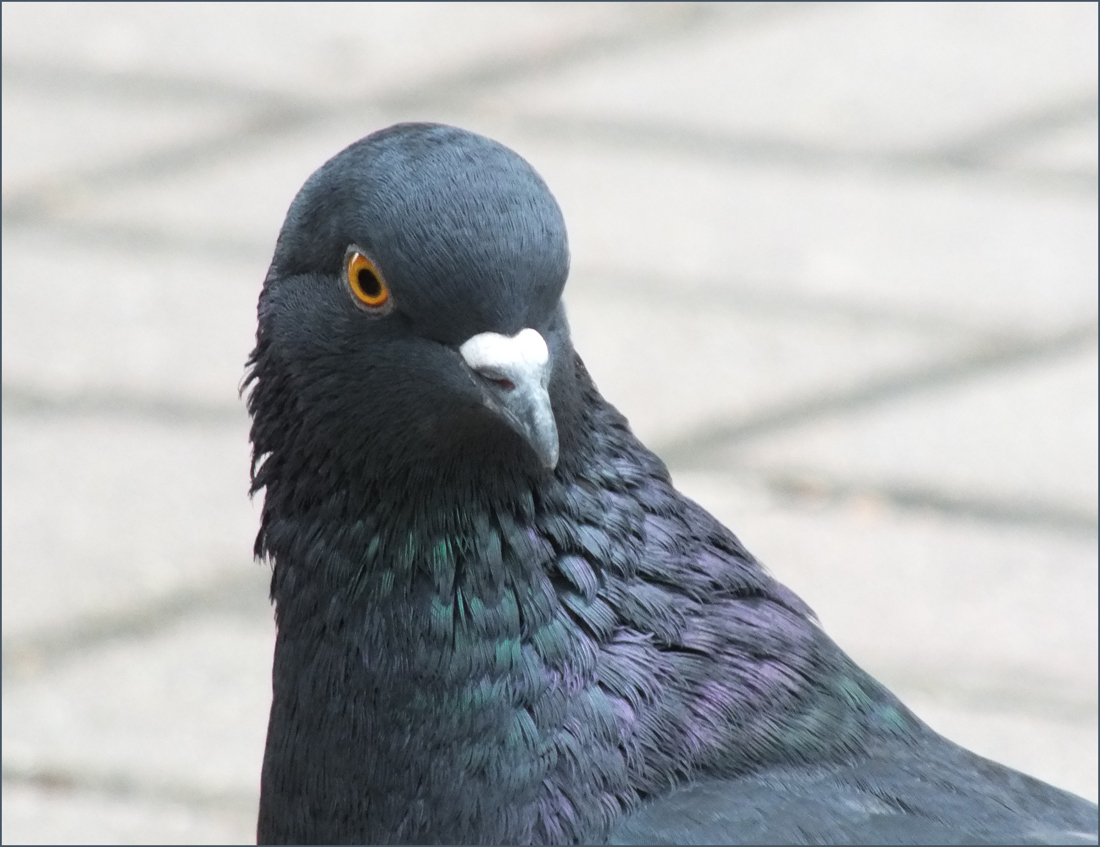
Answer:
246 123 1098 845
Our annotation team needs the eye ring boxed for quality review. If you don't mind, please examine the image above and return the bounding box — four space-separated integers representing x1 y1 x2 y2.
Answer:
345 249 392 311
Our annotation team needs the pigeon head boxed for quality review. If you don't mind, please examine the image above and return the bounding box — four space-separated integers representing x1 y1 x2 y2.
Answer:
246 123 576 509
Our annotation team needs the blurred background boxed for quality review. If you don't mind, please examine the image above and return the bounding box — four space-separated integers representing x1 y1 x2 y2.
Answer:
2 2 1096 843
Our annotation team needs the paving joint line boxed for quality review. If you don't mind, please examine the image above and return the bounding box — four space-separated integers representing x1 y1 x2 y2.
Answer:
574 268 1005 338
939 90 1099 162
869 665 1099 725
1 763 257 815
687 463 1098 536
0 57 301 109
1 105 315 223
658 321 1099 463
505 113 1099 194
2 568 270 680
1 383 247 425
0 216 272 263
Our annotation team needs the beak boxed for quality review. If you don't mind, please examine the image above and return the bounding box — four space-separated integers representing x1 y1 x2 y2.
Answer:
459 328 559 471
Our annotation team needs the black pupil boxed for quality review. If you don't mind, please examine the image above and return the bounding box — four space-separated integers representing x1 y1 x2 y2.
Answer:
357 268 382 299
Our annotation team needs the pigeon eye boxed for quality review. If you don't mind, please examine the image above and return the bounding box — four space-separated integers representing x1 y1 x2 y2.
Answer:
346 251 391 310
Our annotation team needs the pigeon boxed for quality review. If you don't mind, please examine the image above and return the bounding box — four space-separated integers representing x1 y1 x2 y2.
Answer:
245 123 1098 845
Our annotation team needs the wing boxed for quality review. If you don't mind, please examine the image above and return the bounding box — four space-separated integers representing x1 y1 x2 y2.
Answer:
608 734 1098 845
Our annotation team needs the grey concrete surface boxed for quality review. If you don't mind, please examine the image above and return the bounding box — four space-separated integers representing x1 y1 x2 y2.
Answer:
2 3 1096 844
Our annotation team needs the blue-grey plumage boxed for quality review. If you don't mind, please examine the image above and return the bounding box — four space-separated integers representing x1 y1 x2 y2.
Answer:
245 123 1098 845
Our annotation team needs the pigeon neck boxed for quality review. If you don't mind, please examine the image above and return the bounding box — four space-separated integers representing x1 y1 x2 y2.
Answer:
258 445 634 843
256 367 653 842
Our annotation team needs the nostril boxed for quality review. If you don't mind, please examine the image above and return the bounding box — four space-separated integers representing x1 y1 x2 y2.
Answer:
474 368 516 392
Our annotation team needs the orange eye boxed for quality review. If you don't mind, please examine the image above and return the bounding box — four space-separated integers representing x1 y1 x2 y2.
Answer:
346 251 390 309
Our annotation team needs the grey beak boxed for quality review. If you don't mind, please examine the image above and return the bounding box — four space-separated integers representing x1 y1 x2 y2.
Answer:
459 328 559 470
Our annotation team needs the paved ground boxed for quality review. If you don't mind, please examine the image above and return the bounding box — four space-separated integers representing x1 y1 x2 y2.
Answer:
2 3 1097 843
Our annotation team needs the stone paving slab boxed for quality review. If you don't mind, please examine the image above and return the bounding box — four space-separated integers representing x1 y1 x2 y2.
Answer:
2 232 260 405
1 417 255 638
1 780 255 845
481 3 1099 153
4 109 372 251
566 283 950 444
3 612 272 800
0 81 246 197
722 345 1099 516
996 114 1100 175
